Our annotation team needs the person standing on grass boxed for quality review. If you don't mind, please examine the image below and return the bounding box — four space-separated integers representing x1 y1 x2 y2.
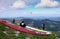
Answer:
42 23 45 30
19 21 26 28
13 19 15 23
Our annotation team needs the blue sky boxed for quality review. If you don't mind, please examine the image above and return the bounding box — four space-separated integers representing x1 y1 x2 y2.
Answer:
0 0 60 18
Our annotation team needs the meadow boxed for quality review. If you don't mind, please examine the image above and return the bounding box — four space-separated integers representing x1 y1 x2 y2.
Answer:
0 23 60 39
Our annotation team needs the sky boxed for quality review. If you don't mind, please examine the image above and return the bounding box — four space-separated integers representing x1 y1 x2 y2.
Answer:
0 0 60 18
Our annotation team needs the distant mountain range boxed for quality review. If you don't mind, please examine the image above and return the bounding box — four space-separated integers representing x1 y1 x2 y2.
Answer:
48 17 60 21
0 17 60 31
21 18 60 31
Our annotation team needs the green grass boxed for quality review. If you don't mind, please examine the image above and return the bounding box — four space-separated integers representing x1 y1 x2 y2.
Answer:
0 23 60 39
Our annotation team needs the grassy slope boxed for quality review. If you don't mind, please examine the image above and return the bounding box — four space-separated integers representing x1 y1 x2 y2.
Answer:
0 24 60 39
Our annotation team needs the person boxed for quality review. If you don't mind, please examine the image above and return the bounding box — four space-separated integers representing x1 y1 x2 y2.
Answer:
13 19 15 23
19 21 26 27
42 23 45 30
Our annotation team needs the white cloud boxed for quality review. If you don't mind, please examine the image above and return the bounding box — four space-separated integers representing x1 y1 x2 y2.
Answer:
12 0 27 9
23 0 38 3
0 0 15 11
35 0 60 8
23 0 33 2
0 6 6 11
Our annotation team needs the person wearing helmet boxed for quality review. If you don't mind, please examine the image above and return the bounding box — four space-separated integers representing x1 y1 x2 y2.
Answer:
19 21 26 27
